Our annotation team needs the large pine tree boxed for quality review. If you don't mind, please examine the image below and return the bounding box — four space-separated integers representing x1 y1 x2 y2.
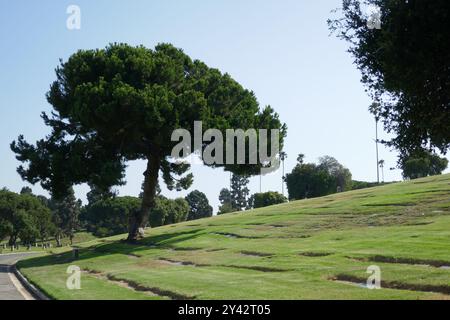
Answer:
11 43 286 241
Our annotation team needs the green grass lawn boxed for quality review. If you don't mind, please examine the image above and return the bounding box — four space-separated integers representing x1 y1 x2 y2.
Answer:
17 174 450 300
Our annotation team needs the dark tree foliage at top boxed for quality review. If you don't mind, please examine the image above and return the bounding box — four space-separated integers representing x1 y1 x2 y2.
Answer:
329 0 450 157
10 43 286 241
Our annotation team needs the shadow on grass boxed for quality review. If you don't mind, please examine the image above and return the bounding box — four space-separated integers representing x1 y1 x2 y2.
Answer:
18 228 206 269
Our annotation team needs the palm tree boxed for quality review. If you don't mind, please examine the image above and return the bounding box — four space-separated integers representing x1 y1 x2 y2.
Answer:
280 151 287 196
378 159 385 183
369 102 381 183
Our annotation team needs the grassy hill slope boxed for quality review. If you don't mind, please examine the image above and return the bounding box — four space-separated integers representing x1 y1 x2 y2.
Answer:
18 174 450 300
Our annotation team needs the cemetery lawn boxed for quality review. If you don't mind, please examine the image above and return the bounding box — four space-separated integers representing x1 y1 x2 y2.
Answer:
17 174 450 300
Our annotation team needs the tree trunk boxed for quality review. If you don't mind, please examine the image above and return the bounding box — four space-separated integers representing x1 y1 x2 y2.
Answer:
8 234 17 247
127 155 160 242
55 233 62 247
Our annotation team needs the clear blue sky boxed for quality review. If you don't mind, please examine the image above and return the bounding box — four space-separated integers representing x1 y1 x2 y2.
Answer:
1 0 448 212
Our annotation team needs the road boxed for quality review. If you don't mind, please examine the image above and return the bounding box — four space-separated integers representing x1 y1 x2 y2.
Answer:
0 253 36 300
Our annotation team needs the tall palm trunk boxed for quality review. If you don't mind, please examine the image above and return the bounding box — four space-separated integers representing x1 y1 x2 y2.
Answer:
127 155 160 242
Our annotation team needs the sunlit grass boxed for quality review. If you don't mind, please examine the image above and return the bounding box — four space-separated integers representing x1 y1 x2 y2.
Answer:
18 174 450 300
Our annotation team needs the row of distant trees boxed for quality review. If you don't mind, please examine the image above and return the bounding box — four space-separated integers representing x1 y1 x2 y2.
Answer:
217 175 288 214
216 154 351 212
0 184 215 245
0 187 80 247
217 152 449 211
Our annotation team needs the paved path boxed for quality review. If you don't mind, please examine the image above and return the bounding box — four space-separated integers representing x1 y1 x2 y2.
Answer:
0 253 36 300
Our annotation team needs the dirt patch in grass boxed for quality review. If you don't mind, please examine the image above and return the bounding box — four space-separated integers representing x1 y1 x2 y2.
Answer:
412 180 431 184
107 274 194 300
362 203 415 207
331 274 450 295
406 189 450 195
205 248 226 252
269 224 288 228
154 259 288 273
85 268 150 294
403 221 434 226
84 269 193 300
349 255 450 268
212 232 261 239
170 246 203 252
158 258 210 267
134 259 180 269
274 234 311 239
299 252 333 257
223 265 292 273
240 251 273 257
